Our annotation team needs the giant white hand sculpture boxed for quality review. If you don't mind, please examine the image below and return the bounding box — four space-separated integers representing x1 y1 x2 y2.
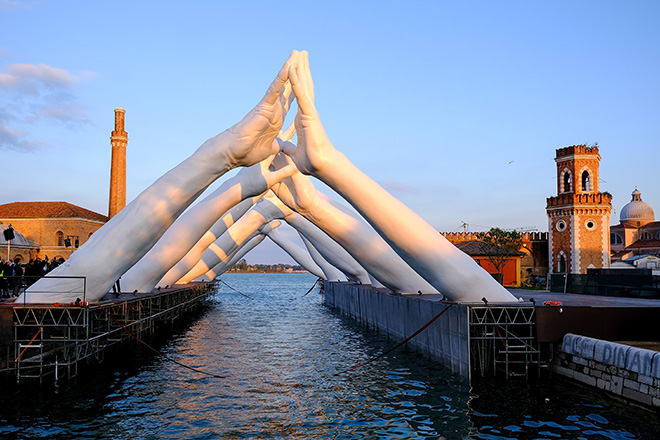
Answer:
197 222 277 281
282 211 370 284
283 52 516 303
273 167 438 294
296 233 346 282
18 51 301 304
121 154 294 293
158 196 258 288
177 192 293 284
265 227 326 279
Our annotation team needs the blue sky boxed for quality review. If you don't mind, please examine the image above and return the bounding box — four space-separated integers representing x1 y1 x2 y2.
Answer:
1 0 658 264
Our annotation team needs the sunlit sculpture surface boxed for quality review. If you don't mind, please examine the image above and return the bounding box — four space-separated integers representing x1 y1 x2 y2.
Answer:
281 52 516 303
21 50 518 304
18 52 300 303
197 222 278 282
121 154 293 293
158 197 259 288
273 167 438 294
177 193 292 284
297 234 346 281
265 227 326 279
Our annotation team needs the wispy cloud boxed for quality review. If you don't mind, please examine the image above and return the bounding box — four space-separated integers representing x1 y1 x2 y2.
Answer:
0 63 78 91
0 0 35 12
0 63 94 151
0 125 45 151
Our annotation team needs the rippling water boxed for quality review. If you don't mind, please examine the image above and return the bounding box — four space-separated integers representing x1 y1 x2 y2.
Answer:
1 273 659 439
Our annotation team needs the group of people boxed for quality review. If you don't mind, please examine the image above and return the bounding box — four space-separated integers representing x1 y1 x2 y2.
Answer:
0 256 65 298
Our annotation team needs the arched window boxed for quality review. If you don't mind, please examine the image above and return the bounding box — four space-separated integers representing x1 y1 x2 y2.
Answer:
563 172 572 193
610 232 623 245
641 231 652 240
558 254 567 273
656 231 660 240
582 170 591 192
56 231 64 247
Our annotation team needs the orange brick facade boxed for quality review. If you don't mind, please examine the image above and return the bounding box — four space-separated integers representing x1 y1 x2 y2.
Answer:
0 202 108 262
5 218 105 260
546 146 611 274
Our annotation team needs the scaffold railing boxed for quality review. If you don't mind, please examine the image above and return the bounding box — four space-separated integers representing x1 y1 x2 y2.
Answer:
469 305 543 378
6 280 218 384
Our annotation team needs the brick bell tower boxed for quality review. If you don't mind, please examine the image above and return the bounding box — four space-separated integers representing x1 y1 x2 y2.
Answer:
108 108 128 219
546 145 611 274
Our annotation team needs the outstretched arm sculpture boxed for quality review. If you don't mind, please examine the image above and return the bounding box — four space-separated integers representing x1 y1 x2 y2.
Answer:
265 227 326 279
176 192 293 284
158 197 259 288
296 233 346 281
283 52 516 303
121 154 294 293
198 222 278 281
272 166 438 294
19 51 301 304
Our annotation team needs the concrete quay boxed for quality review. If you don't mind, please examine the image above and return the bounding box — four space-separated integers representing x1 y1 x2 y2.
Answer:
323 281 660 409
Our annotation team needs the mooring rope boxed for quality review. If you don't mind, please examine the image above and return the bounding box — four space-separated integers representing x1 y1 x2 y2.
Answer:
335 303 455 375
15 327 42 362
301 278 323 298
98 305 226 379
217 278 254 300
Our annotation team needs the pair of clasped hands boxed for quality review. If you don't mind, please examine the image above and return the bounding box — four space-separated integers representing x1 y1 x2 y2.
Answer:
220 50 341 218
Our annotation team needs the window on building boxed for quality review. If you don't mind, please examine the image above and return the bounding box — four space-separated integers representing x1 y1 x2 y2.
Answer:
563 172 571 193
558 254 566 273
656 231 660 240
56 231 64 247
582 170 590 191
610 232 623 245
641 231 652 240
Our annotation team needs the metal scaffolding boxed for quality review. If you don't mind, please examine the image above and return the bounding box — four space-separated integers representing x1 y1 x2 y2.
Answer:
4 281 217 383
469 305 545 378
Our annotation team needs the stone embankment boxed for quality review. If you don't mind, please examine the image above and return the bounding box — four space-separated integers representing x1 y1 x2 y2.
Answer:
554 333 660 408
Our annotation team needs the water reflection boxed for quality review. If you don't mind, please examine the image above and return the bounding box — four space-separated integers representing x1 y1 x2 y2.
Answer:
0 273 658 439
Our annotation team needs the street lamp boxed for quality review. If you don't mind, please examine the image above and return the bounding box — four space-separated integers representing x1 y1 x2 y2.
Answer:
3 224 14 260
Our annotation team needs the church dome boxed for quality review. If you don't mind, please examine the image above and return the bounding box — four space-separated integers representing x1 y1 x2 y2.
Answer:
0 224 37 247
620 189 655 226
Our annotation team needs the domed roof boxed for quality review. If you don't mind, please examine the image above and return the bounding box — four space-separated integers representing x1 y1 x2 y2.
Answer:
0 224 39 247
620 189 655 224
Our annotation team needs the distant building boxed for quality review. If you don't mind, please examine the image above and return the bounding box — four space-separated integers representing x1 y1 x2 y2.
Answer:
0 202 108 260
0 109 125 262
610 189 660 261
440 232 548 283
611 254 660 275
0 223 40 262
546 145 612 274
453 240 524 287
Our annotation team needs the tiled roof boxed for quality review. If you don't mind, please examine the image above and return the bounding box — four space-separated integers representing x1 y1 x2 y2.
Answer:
0 202 108 222
455 240 524 257
625 239 660 250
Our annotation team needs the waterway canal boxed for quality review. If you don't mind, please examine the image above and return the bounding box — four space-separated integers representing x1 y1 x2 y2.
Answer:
1 273 659 439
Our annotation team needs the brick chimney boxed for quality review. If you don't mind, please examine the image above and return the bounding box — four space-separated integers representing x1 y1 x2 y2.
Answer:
108 108 128 219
